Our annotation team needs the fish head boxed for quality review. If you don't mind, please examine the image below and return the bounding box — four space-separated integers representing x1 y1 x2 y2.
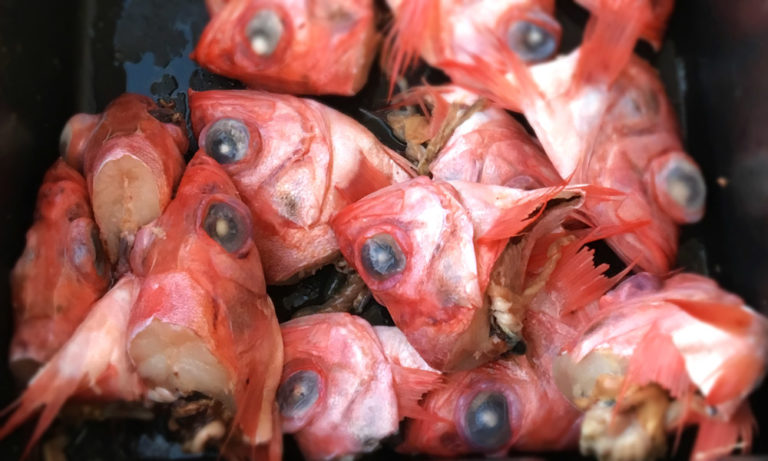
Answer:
193 0 379 95
583 59 705 274
10 159 110 375
278 313 399 459
128 153 275 408
386 0 558 67
559 272 768 418
401 361 549 456
427 86 563 187
60 94 188 264
332 178 498 371
189 89 342 282
447 0 559 64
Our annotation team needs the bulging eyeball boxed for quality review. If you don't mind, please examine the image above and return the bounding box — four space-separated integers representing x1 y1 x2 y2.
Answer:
201 201 251 254
461 391 513 452
278 370 321 418
203 118 251 165
245 9 284 57
506 20 558 63
360 233 406 281
650 151 706 224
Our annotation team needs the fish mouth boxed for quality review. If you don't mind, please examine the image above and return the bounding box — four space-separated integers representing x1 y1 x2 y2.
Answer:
128 272 236 407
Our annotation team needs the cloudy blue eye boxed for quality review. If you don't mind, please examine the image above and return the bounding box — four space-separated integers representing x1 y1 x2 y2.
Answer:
507 21 557 62
205 118 250 164
360 233 406 280
463 391 512 452
663 159 706 214
278 370 320 417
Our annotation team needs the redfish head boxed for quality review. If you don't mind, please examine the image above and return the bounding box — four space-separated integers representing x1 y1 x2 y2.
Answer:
401 368 522 456
278 313 399 460
586 59 706 274
128 153 283 445
331 178 498 372
400 358 579 457
59 94 188 265
192 0 379 95
386 0 559 69
10 160 110 378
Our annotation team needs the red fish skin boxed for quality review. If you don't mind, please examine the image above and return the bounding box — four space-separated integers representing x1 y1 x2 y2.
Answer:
279 313 399 461
0 275 145 456
563 273 768 415
554 273 767 461
440 1 703 276
188 89 414 284
331 175 584 371
384 0 558 93
193 0 379 95
59 94 188 264
419 85 563 188
573 0 675 50
128 153 283 447
10 159 110 379
399 286 586 456
399 356 581 456
397 220 637 457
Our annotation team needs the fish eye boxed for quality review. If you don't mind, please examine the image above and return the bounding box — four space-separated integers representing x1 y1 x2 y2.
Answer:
204 118 250 165
654 155 706 223
202 202 250 253
506 21 557 62
69 221 108 279
663 160 706 212
463 391 512 452
360 233 406 280
278 370 320 418
245 9 284 57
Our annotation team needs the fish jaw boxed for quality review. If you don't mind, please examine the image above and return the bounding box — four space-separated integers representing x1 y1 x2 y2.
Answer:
280 313 399 460
193 0 379 95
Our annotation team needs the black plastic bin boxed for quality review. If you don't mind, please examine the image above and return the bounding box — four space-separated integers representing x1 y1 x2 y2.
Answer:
0 0 766 459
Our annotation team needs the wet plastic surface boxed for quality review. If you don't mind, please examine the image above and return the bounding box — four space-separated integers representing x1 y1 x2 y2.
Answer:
0 0 766 458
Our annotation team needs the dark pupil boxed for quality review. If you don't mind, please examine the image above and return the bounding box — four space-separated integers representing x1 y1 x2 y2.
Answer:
203 202 248 253
277 370 320 417
205 119 249 164
507 20 556 62
360 233 406 280
464 391 511 452
667 164 706 210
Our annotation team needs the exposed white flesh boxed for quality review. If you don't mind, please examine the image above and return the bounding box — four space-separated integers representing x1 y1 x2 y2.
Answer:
129 320 233 407
92 155 160 262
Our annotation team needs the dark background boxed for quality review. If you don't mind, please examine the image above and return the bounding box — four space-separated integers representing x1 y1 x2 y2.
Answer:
0 0 766 459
